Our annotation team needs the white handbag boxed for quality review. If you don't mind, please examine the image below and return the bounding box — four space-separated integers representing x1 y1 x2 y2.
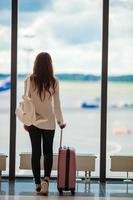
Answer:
15 77 47 126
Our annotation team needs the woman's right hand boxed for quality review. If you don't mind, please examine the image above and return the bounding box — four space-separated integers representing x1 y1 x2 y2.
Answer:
60 124 66 129
58 121 66 129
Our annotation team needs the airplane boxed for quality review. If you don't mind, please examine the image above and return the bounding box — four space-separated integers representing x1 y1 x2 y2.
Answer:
0 78 11 92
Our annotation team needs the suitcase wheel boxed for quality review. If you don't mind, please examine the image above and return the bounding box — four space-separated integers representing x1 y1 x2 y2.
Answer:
58 189 63 195
71 189 75 195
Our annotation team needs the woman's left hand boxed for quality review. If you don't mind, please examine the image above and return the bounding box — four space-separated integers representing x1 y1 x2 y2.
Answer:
24 125 28 131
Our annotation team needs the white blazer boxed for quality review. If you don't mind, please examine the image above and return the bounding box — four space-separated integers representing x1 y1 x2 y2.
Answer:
24 76 64 130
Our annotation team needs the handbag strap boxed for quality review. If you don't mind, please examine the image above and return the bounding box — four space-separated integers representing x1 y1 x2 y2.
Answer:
25 77 31 97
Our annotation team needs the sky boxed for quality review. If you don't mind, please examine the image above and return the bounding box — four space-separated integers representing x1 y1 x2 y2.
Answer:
0 0 133 75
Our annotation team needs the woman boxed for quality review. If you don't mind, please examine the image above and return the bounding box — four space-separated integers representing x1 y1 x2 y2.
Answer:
24 52 66 195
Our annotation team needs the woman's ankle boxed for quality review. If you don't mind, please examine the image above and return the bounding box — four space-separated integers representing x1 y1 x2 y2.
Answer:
44 176 50 182
35 181 41 185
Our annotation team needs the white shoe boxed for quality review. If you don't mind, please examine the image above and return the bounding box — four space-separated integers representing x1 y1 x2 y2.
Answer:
40 180 49 195
36 183 41 193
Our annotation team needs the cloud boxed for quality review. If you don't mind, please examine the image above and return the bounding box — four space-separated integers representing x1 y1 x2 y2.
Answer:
109 4 133 38
0 50 11 73
108 0 133 74
0 0 52 11
0 0 10 11
109 37 133 75
0 10 11 25
16 0 102 74
19 0 52 12
110 0 133 10
0 26 11 50
0 0 133 75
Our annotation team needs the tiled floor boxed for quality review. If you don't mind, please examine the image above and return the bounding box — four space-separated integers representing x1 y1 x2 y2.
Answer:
0 196 133 200
0 179 133 199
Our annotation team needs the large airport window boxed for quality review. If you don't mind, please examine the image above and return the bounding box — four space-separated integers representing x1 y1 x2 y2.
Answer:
0 0 11 176
16 0 102 178
107 0 133 179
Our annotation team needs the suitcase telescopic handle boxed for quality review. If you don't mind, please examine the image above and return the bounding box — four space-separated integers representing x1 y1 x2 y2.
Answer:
60 129 63 148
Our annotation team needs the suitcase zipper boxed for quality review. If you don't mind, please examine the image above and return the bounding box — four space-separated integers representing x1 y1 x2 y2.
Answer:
65 147 70 190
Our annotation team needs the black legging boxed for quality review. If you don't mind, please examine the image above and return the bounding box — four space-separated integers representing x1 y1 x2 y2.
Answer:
27 125 55 184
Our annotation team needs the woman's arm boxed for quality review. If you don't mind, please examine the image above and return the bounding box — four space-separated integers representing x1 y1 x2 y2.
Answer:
23 76 31 97
23 77 31 131
53 80 65 128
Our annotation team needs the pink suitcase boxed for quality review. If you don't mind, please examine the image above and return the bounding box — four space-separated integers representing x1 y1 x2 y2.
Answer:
57 129 76 195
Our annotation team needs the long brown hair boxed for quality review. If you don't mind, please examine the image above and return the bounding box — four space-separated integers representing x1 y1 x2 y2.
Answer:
30 52 57 101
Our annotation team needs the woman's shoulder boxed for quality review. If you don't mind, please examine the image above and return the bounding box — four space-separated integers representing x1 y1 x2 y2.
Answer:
54 76 59 84
54 77 60 88
24 74 32 83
